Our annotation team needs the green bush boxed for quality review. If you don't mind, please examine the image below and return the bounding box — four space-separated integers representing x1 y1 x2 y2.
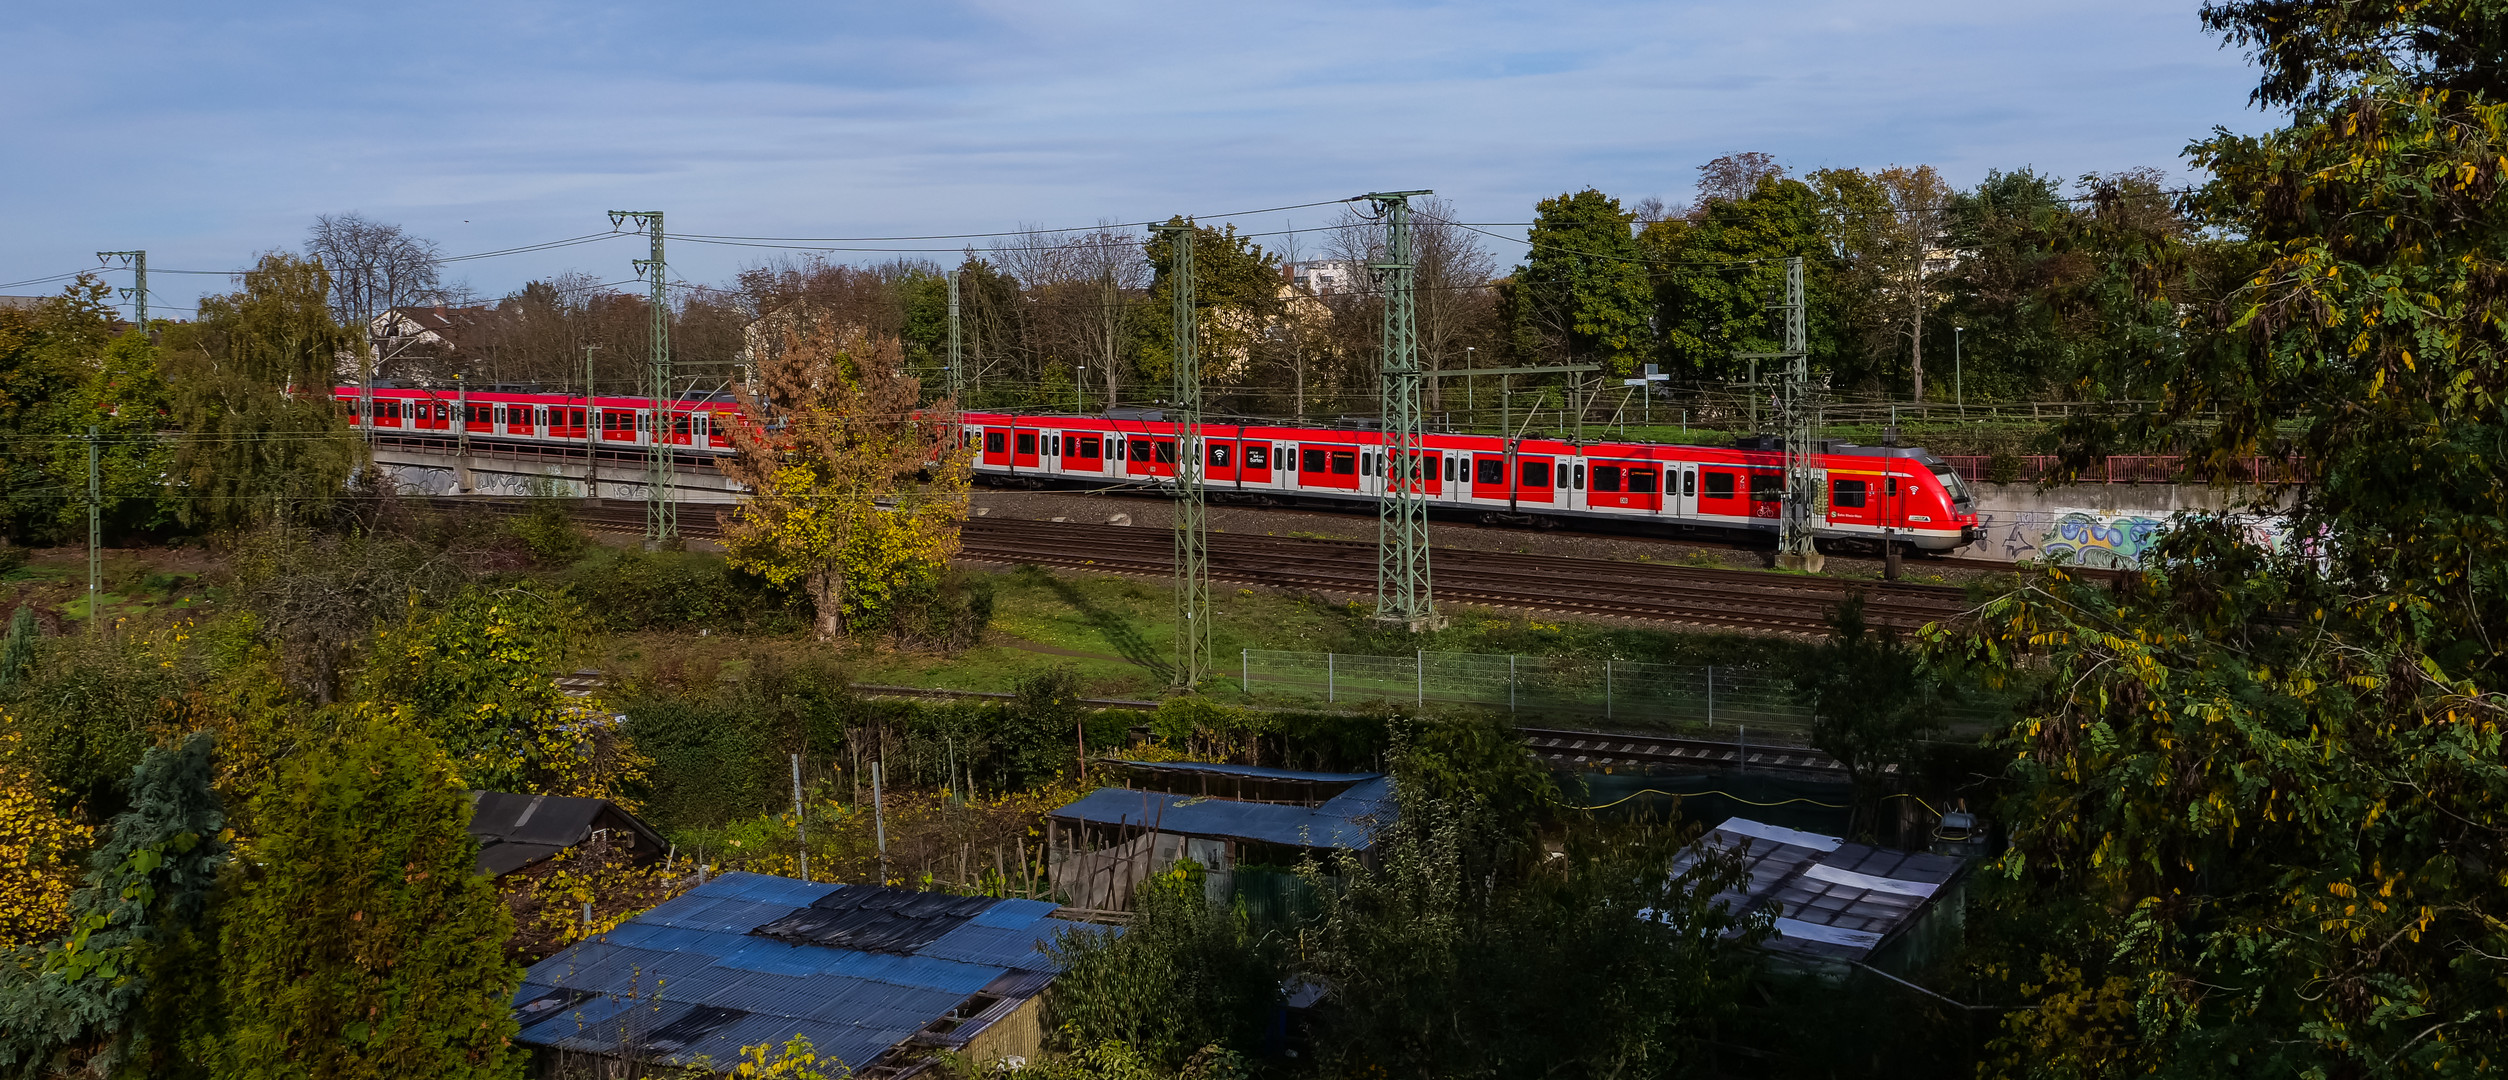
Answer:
558 547 806 634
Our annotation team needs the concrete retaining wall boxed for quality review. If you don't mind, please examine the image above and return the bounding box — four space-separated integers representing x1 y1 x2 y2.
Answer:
1966 483 2287 567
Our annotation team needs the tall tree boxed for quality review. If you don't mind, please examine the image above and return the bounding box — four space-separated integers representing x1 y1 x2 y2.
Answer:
1647 174 1841 383
720 327 969 639
1873 165 1955 402
217 720 520 1080
160 254 363 530
1945 6 2508 1073
1506 190 1652 377
1139 220 1284 390
305 213 444 332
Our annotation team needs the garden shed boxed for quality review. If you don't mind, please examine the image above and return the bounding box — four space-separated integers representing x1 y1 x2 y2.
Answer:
511 873 1093 1075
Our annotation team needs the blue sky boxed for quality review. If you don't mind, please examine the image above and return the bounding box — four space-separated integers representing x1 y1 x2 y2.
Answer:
1 1 2267 318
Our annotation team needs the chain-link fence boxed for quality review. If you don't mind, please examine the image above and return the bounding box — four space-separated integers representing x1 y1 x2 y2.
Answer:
1238 648 2017 747
1239 648 1818 745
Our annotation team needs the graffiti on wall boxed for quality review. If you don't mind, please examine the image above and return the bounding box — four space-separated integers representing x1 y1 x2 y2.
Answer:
1968 508 2288 567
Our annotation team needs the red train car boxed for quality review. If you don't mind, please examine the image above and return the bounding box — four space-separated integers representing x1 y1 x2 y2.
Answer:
333 387 1980 552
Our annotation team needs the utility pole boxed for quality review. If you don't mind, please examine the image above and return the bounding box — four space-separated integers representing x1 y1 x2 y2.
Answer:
86 427 98 635
1363 191 1440 631
608 210 674 545
95 251 146 333
946 269 963 405
583 344 602 500
1152 221 1211 690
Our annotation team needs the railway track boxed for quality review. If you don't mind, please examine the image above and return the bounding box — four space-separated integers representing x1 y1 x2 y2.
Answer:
945 519 1969 636
456 499 1972 636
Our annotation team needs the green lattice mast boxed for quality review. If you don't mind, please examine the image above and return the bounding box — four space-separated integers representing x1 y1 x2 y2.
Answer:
1363 191 1440 630
609 210 674 544
1152 221 1211 689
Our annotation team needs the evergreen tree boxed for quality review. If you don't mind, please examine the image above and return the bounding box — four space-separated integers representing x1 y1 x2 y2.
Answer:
1138 220 1284 390
216 720 519 1080
0 732 226 1075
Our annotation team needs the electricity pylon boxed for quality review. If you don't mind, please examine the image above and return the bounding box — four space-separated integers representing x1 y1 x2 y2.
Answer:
1736 256 1822 572
94 250 146 331
609 211 674 545
1151 221 1210 690
1362 191 1442 631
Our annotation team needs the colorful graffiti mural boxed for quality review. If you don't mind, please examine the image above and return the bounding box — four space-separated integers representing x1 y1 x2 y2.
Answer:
1968 508 2287 567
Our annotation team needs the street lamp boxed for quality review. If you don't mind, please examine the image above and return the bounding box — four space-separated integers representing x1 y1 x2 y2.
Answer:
1953 327 1964 410
1076 365 1088 414
1464 346 1477 427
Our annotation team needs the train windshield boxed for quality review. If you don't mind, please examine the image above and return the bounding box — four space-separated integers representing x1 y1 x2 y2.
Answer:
1930 465 1974 504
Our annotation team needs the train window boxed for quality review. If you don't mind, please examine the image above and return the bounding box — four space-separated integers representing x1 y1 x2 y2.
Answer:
675 415 692 436
985 431 1006 453
1079 437 1101 459
1684 470 1696 497
1047 435 1060 455
572 410 587 429
1629 469 1658 494
1132 441 1154 462
1444 457 1457 482
1154 441 1177 464
1592 466 1622 492
1832 478 1868 508
1750 473 1784 501
1703 472 1736 499
1475 458 1505 485
469 405 491 424
1361 453 1374 476
1329 451 1356 475
1520 460 1551 488
1886 476 1900 497
1210 444 1229 467
1302 448 1325 473
1557 463 1569 488
1573 464 1584 490
1245 445 1267 468
1016 433 1037 455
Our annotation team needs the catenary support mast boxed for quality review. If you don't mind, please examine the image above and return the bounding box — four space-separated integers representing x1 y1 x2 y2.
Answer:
1361 191 1442 631
609 211 674 544
1152 221 1211 690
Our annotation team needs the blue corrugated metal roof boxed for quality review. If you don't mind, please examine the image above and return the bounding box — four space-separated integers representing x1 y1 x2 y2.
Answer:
1047 777 1396 850
513 873 1067 1069
966 897 1057 930
1112 760 1381 783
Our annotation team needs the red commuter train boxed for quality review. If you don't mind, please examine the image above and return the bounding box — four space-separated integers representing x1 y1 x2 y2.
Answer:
336 386 1981 552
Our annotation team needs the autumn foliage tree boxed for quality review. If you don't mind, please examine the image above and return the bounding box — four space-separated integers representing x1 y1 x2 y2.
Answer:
1938 3 2508 1073
720 325 969 640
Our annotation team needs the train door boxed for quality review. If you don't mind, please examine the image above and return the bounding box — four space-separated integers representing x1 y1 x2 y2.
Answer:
1672 465 1697 517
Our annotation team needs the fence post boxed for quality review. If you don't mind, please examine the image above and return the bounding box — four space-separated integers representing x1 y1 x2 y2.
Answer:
1509 654 1517 713
1242 648 1249 691
1416 649 1424 708
1327 653 1336 704
1605 659 1612 720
